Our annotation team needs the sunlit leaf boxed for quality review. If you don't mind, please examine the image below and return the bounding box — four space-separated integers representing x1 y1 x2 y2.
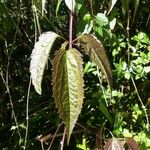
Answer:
65 0 75 12
78 33 112 94
75 0 84 13
30 31 59 94
95 13 109 26
52 44 84 143
107 0 118 15
109 18 116 30
104 138 124 150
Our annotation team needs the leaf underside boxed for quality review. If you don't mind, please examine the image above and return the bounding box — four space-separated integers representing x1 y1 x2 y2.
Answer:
104 138 124 150
30 31 59 94
65 0 75 12
79 33 112 93
52 45 84 143
126 138 139 150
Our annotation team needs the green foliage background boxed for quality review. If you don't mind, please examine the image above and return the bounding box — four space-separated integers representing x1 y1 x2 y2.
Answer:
0 0 150 149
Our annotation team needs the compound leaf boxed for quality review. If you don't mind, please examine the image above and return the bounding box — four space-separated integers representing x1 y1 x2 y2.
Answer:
30 31 59 94
52 44 84 143
78 33 112 93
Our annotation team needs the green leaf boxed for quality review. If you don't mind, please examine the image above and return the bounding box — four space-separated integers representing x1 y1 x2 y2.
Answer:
75 0 84 13
144 66 150 73
83 14 92 21
94 25 103 37
107 0 118 15
52 45 84 143
56 0 62 16
122 129 132 138
95 13 109 26
30 31 59 94
132 0 139 24
99 99 113 124
65 0 75 12
78 34 112 94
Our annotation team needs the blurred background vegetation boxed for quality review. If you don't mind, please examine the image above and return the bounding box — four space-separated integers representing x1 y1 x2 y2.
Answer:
0 0 150 149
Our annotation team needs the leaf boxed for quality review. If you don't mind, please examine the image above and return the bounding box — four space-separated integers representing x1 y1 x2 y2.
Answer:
75 0 84 13
52 44 84 143
56 0 62 16
32 0 43 14
121 0 131 16
99 99 113 124
32 0 46 16
78 34 112 94
104 138 124 150
126 138 139 150
95 13 109 26
107 0 118 15
109 18 116 30
30 31 59 94
65 0 75 12
132 0 139 24
42 0 47 16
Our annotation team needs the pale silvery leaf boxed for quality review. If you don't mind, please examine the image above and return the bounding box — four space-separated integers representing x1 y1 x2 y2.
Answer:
109 18 116 30
83 20 93 34
30 31 59 94
65 0 75 12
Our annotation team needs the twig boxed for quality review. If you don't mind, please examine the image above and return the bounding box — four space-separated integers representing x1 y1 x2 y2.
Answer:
0 71 21 139
35 128 84 150
47 122 63 150
131 77 149 130
89 0 94 15
69 11 74 48
32 5 38 43
23 77 32 150
60 127 66 150
97 67 108 106
125 9 149 130
126 11 131 66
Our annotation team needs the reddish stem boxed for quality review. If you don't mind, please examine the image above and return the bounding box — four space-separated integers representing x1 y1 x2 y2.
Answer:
69 11 74 48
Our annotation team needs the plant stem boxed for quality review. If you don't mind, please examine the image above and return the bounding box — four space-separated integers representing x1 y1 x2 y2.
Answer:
47 122 63 150
69 11 74 48
24 77 32 150
60 127 66 150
